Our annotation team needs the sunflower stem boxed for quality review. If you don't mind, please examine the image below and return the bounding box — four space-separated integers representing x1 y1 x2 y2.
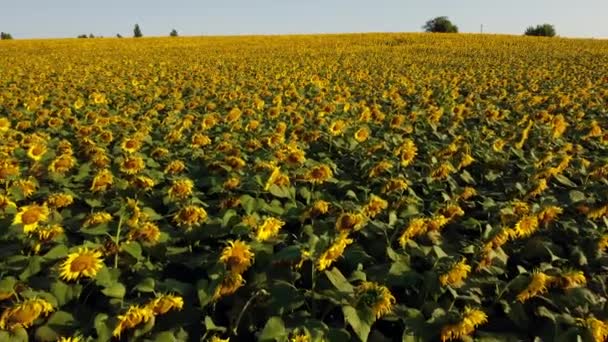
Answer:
114 215 123 269
232 289 265 336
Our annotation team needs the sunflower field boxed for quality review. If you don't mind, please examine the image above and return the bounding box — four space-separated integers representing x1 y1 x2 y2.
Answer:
0 33 608 342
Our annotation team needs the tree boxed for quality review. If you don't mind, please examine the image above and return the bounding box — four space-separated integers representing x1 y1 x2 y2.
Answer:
170 29 178 37
423 16 458 33
88 33 95 38
0 32 13 40
116 33 123 38
133 24 143 38
525 24 556 37
77 34 88 39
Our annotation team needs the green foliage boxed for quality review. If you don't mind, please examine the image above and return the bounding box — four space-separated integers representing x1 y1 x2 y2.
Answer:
1 32 13 40
525 24 556 37
422 16 458 33
134 24 143 38
170 29 179 37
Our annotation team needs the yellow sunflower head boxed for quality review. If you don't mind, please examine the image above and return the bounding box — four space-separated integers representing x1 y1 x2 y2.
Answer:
112 305 155 338
59 247 104 281
90 169 113 192
355 281 395 319
120 155 146 175
0 297 54 331
255 217 285 241
13 204 49 233
173 205 208 229
167 178 194 201
27 143 47 161
219 240 255 274
147 294 184 315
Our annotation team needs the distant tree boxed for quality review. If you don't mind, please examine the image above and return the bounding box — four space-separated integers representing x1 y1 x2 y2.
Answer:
133 24 143 38
116 33 123 38
423 16 458 33
0 32 13 40
77 34 88 39
170 29 178 37
525 24 556 37
88 33 95 38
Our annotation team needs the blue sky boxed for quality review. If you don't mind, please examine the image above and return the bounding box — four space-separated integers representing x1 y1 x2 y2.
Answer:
2 0 607 39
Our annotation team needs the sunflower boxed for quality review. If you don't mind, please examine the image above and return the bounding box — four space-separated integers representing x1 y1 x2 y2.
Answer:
59 247 104 281
431 162 456 180
304 164 333 184
264 166 282 191
368 160 393 178
13 204 49 233
164 160 186 175
33 224 64 242
311 200 330 216
398 218 428 246
83 211 113 227
219 240 255 274
224 156 246 170
289 332 311 342
128 221 161 245
225 107 242 123
213 272 245 301
151 147 170 159
335 212 366 232
0 194 16 211
46 193 74 208
395 139 417 167
286 149 306 166
255 217 285 241
512 215 539 238
556 270 586 289
173 205 208 229
317 232 353 271
0 117 10 131
112 305 155 338
537 205 563 225
57 337 82 342
13 178 37 198
583 316 608 342
328 120 346 136
354 127 370 142
27 142 47 161
90 169 113 192
209 336 230 342
363 195 388 219
120 138 142 154
146 294 184 315
120 155 146 175
516 271 555 302
439 258 471 287
355 281 395 319
383 178 408 193
0 159 20 182
223 177 240 190
440 307 488 342
0 297 54 331
191 133 212 148
167 178 194 201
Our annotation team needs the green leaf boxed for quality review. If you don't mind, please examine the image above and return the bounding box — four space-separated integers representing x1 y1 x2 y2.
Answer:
94 313 112 342
152 331 177 342
258 316 287 342
46 310 75 326
204 316 227 333
342 305 374 342
34 325 58 342
268 184 291 199
50 281 79 306
324 268 354 293
222 209 238 227
101 282 126 299
135 278 156 293
42 244 68 260
85 197 103 208
19 256 42 281
568 190 585 203
122 241 143 260
554 174 577 187
240 194 256 215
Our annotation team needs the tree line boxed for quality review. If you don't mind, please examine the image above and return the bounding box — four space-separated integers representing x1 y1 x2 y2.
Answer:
1 20 560 40
423 16 557 37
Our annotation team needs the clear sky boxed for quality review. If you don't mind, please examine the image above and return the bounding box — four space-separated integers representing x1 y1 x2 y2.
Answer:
2 0 607 39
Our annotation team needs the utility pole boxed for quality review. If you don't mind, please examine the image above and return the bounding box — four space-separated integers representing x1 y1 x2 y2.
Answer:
480 24 484 34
